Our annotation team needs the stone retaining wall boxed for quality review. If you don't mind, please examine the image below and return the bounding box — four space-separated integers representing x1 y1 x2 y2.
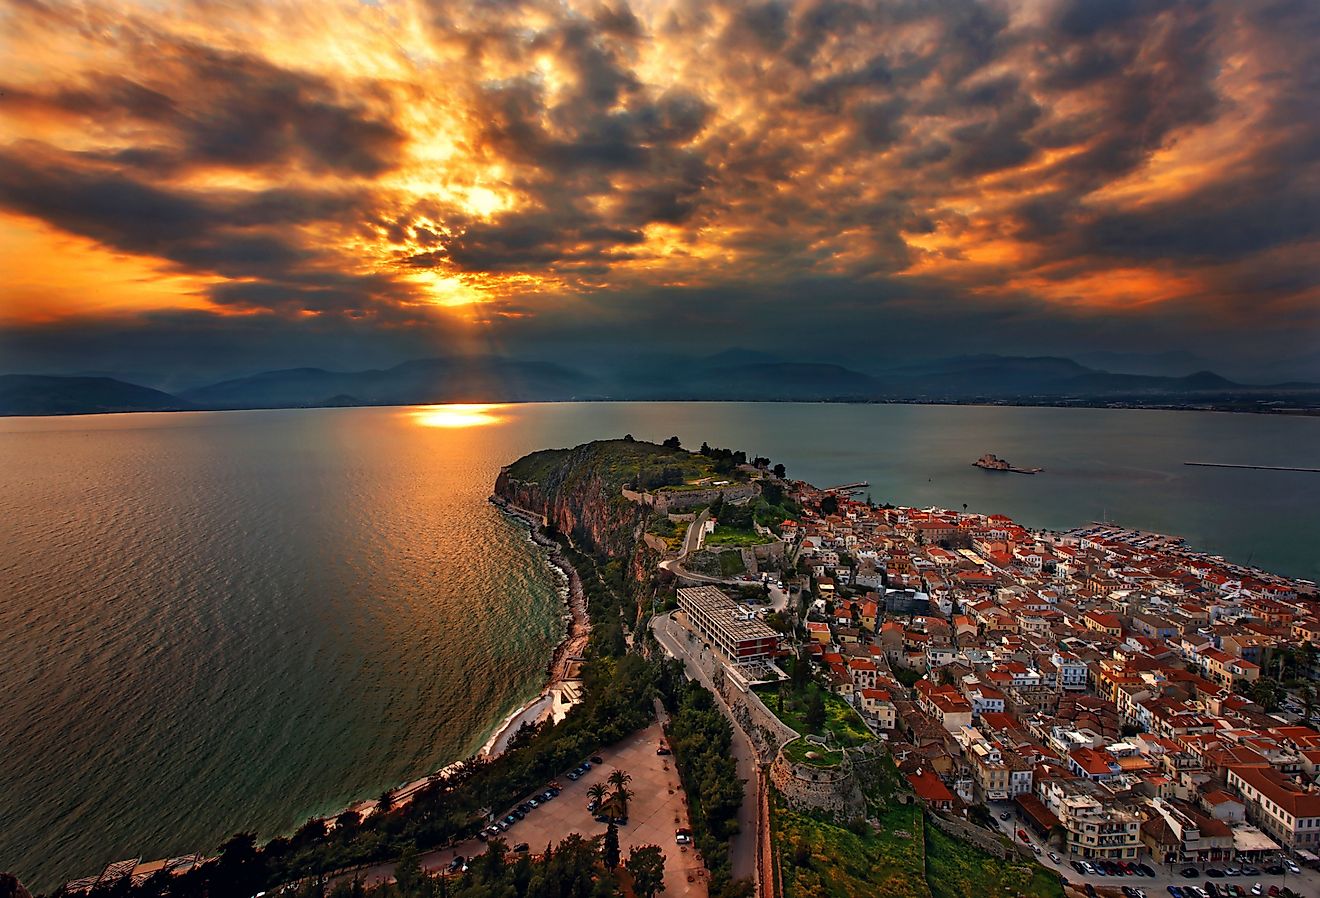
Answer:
927 812 1034 861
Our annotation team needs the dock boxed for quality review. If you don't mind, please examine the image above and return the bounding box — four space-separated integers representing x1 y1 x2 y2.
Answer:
1184 462 1320 473
824 481 869 492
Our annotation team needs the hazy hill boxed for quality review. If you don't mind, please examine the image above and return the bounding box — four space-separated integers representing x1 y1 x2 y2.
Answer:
8 352 1319 415
0 375 186 416
181 357 596 408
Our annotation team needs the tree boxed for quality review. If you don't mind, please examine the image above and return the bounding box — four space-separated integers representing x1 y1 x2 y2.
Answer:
588 781 609 809
602 822 621 869
377 788 394 814
792 649 810 688
610 785 634 818
772 463 786 479
1304 684 1316 720
395 848 427 898
625 845 665 898
663 436 681 449
820 495 838 516
607 768 633 791
804 690 826 733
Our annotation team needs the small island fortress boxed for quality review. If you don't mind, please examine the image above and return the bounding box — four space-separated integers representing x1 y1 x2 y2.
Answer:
973 452 1042 474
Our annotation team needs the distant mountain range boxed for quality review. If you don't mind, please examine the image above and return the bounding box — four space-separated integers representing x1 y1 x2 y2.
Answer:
4 353 1319 416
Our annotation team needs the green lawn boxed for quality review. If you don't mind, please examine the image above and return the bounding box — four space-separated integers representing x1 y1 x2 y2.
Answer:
923 818 1064 898
782 737 843 768
705 527 774 547
775 797 930 898
757 683 873 749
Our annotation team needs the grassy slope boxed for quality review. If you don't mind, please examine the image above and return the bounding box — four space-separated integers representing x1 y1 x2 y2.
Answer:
776 797 930 898
924 818 1064 898
774 752 1062 898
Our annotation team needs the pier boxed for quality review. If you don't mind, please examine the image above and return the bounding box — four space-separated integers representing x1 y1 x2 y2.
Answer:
1184 462 1320 473
824 481 869 492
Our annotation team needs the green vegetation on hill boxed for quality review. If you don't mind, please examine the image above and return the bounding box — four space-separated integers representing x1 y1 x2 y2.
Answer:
773 755 1062 898
775 796 929 898
755 678 872 756
504 438 717 495
923 818 1063 898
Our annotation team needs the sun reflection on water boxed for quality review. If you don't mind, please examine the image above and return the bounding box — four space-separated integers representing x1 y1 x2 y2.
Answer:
412 404 506 428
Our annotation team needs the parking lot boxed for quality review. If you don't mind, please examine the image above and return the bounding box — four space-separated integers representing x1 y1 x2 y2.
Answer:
418 718 708 897
988 802 1319 898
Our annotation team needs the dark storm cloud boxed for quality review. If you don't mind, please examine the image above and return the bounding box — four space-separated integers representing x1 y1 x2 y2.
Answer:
1 39 404 176
1 0 1318 378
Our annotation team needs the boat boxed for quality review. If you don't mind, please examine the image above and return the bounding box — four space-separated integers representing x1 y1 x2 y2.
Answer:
973 453 1042 474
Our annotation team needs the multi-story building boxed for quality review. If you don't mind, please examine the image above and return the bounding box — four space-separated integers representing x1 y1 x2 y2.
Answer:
1041 780 1143 860
676 586 781 665
1227 765 1320 849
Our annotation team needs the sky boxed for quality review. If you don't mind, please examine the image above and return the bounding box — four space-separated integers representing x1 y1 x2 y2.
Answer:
1 0 1318 387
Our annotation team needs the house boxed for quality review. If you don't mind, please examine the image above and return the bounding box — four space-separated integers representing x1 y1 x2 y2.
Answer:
859 687 897 729
907 767 955 810
1083 610 1124 638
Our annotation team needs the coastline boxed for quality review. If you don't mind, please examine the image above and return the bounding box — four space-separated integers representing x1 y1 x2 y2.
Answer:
478 496 591 757
343 497 589 821
56 492 592 886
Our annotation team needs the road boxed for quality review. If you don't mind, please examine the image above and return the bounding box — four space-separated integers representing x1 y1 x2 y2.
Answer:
651 610 762 887
988 801 1320 896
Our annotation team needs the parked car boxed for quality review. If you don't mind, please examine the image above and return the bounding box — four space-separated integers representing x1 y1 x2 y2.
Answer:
1284 859 1300 874
1267 887 1280 897
1049 852 1061 863
1225 868 1242 877
527 798 539 808
1249 883 1262 896
1168 887 1184 898
1071 861 1088 875
1138 864 1156 877
656 742 671 755
1000 812 1012 821
1206 869 1225 878
567 771 581 781
1182 867 1201 879
513 843 529 853
675 829 692 845
447 857 465 873
1262 864 1282 876
1241 866 1260 877
590 755 604 764
587 799 599 813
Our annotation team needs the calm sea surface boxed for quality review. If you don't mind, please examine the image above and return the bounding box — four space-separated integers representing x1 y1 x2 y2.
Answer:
2 403 1318 888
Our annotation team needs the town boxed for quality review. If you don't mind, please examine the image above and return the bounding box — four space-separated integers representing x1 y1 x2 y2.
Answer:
646 456 1320 898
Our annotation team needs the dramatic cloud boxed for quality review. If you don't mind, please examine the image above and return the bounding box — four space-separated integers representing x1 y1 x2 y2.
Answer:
0 0 1317 376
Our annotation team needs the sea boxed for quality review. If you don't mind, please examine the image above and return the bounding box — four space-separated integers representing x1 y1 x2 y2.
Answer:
2 402 1318 889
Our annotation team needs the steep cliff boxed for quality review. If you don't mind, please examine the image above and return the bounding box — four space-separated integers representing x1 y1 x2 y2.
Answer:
494 438 692 561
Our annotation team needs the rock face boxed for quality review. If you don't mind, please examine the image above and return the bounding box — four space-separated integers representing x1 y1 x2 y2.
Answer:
494 440 670 564
0 873 33 898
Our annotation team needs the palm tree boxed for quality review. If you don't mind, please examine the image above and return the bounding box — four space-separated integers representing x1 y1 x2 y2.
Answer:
607 769 633 817
610 785 634 819
587 782 609 810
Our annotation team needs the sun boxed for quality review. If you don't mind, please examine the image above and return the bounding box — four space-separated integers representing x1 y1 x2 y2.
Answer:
411 404 506 428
